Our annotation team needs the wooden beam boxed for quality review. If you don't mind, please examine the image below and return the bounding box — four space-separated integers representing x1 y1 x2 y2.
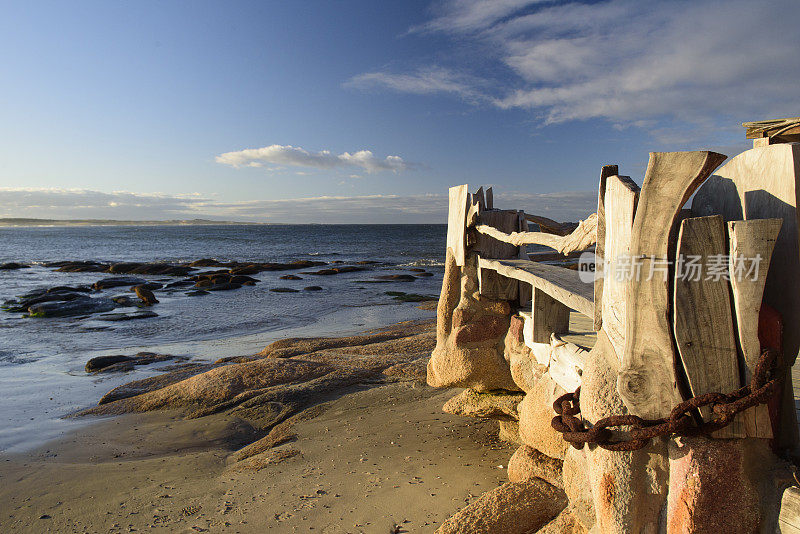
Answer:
474 186 486 212
478 257 594 319
600 175 639 361
594 164 619 330
728 218 782 437
475 212 597 254
446 185 469 266
618 151 727 420
672 216 742 434
524 213 574 236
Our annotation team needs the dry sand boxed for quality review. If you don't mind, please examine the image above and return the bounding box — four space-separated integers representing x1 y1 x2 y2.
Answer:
0 382 514 533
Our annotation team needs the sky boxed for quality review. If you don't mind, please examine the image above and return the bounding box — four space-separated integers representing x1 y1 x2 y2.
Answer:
0 0 798 223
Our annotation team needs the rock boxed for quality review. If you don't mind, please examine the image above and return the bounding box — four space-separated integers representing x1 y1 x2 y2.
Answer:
206 282 242 291
229 265 260 276
537 508 587 534
164 279 195 289
408 268 426 272
51 260 108 273
303 286 323 291
190 258 222 267
96 310 158 321
415 271 434 277
230 275 258 284
498 420 521 444
0 262 29 269
381 357 429 382
385 291 437 303
563 447 595 531
28 296 116 317
97 363 217 404
374 274 416 281
133 285 159 305
92 276 147 291
507 445 564 489
435 480 567 534
130 282 162 291
270 288 299 293
279 275 302 280
85 352 177 372
185 290 209 296
518 372 569 460
442 389 524 420
3 291 86 312
504 318 548 393
453 315 509 343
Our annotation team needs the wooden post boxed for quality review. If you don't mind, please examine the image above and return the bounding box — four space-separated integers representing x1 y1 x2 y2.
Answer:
446 185 469 267
529 287 570 344
476 209 521 301
593 164 619 331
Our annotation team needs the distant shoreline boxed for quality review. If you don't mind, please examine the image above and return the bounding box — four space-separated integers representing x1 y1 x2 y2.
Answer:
0 219 447 227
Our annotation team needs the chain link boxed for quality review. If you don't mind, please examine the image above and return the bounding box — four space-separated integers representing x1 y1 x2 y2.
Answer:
551 349 782 451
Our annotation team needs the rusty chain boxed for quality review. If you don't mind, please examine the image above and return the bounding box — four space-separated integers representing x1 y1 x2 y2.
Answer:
551 348 783 451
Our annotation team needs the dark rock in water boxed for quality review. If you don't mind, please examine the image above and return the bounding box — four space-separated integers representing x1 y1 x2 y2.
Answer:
407 268 426 272
270 287 299 293
110 295 143 307
280 275 302 280
206 282 241 291
28 296 116 317
230 275 258 284
51 260 108 273
303 286 323 291
195 279 212 288
357 261 380 265
108 262 193 277
230 265 260 276
92 276 147 291
130 282 162 291
85 351 180 373
3 291 85 312
97 310 158 322
190 258 222 267
185 290 210 296
46 285 91 293
375 274 416 282
385 291 437 302
304 266 366 276
133 285 159 305
258 260 326 271
0 262 29 270
164 279 195 289
331 260 345 264
242 280 256 286
415 272 434 277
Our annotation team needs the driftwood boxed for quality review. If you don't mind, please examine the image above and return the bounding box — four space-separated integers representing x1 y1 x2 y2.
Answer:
524 213 577 236
593 164 620 330
446 185 469 266
475 213 597 254
618 151 726 420
743 117 800 140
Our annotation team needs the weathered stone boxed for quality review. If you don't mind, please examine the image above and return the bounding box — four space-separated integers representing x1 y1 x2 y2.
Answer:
436 249 461 341
562 446 595 532
507 444 563 489
427 345 519 392
536 508 587 534
92 276 147 290
508 314 525 343
443 389 523 421
453 315 509 344
666 436 780 533
436 480 566 534
451 306 475 329
482 299 511 317
518 372 569 460
580 331 669 534
496 420 520 444
133 285 159 305
28 296 117 317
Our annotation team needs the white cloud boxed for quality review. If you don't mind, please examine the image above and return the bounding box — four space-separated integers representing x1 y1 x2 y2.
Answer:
345 67 483 102
215 144 407 173
0 187 596 224
352 0 800 143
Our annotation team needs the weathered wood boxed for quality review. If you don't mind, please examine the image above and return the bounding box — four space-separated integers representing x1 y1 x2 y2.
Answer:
528 250 583 263
446 185 469 267
618 151 727 420
518 310 552 365
475 212 597 254
728 218 782 438
474 186 486 212
779 486 800 534
743 117 800 140
529 287 570 344
692 143 800 449
517 212 532 305
525 213 575 236
476 210 520 300
594 164 619 330
672 216 741 433
548 334 588 392
485 187 493 210
478 257 594 319
600 175 639 361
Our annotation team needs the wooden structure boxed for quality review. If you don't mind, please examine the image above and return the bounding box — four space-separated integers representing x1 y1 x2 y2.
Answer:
444 119 800 448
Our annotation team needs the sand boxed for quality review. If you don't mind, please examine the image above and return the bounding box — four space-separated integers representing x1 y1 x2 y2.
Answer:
0 382 515 533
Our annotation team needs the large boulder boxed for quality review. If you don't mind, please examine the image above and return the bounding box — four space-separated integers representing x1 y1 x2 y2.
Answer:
442 389 524 420
562 447 595 531
518 372 569 460
507 445 563 489
504 315 548 392
435 480 567 534
536 508 587 534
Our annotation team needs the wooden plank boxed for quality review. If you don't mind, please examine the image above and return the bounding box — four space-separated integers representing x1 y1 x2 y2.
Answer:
529 287 570 343
619 151 727 419
779 486 800 533
600 175 639 361
692 143 800 449
672 216 742 434
728 218 782 438
548 334 588 392
594 164 619 330
485 187 493 210
446 185 469 267
478 257 594 319
474 186 486 212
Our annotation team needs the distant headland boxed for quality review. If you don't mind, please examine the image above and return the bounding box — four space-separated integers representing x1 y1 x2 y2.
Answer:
0 218 266 227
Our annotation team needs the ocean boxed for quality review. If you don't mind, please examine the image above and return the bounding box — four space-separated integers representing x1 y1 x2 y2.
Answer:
0 224 446 451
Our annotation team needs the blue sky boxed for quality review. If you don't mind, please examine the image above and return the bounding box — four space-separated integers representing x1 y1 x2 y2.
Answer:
1 0 798 223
